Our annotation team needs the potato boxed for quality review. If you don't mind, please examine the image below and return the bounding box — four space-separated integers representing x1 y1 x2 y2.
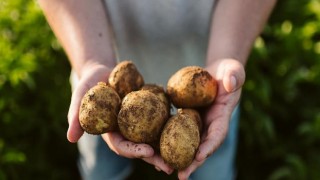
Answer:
140 84 171 116
160 110 200 170
118 90 168 143
177 108 202 133
108 60 144 98
167 66 217 108
79 82 121 134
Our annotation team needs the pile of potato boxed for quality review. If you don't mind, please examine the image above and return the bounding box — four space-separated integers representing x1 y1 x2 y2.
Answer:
79 60 217 170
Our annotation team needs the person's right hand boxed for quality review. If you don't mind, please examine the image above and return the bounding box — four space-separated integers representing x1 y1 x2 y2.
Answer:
67 64 173 175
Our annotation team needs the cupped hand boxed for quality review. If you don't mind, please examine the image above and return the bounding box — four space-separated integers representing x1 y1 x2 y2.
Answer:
66 64 173 175
102 132 173 174
67 64 111 142
178 59 246 179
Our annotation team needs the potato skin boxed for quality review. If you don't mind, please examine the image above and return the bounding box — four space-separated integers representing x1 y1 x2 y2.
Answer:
167 66 217 108
108 60 144 98
118 90 168 143
79 82 121 134
177 108 202 133
160 111 200 170
141 84 171 117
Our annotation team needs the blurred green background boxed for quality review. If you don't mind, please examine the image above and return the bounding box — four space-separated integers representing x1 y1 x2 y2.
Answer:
1 0 320 179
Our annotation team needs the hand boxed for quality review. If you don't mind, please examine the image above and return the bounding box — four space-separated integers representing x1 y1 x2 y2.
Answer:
102 132 174 174
178 59 246 179
67 63 173 175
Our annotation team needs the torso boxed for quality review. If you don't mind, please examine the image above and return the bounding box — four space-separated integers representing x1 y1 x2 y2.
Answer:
105 0 216 86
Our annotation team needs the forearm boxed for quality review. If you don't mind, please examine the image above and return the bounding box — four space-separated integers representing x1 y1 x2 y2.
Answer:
207 0 277 66
38 0 116 78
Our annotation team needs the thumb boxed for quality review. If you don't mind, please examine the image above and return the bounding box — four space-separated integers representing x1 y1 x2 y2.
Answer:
67 81 88 143
214 59 246 93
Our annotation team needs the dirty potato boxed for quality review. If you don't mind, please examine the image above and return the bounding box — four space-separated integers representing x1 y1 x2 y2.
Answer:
141 84 171 116
79 82 121 134
167 66 217 108
118 90 168 143
108 60 144 98
177 108 202 133
160 110 200 170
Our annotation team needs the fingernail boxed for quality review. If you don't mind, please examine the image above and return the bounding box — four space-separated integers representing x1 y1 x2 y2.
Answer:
167 169 174 175
230 75 237 92
155 166 161 172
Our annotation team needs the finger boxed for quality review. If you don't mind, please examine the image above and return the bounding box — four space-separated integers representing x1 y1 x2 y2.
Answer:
196 104 231 162
143 154 174 175
178 159 205 180
221 60 245 92
67 121 84 143
67 82 91 143
102 132 154 158
216 59 245 92
207 59 245 93
155 166 161 172
67 66 111 143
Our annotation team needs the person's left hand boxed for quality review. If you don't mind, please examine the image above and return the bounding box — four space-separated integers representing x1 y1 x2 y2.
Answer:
177 59 245 179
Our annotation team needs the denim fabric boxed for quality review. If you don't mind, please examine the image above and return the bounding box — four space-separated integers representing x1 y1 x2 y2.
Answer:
77 134 133 180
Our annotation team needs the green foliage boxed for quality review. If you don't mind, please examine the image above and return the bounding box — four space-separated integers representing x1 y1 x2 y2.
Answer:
237 0 320 179
0 0 78 179
1 0 320 179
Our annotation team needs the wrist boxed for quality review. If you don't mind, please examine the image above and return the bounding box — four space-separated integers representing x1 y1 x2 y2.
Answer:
77 59 116 79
